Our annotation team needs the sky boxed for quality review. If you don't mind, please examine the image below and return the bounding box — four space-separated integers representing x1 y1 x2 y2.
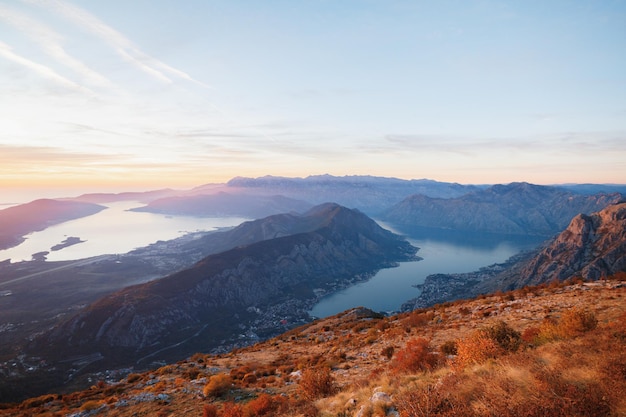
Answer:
1 0 625 195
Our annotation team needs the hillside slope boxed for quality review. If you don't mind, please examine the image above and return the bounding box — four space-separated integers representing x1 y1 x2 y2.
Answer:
3 278 624 416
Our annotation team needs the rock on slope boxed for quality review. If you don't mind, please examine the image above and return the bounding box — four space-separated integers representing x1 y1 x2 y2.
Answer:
32 203 417 370
381 182 622 236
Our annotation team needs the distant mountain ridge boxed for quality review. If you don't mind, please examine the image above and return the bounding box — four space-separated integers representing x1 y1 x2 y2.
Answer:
224 174 482 215
31 204 418 373
130 192 312 218
381 182 623 236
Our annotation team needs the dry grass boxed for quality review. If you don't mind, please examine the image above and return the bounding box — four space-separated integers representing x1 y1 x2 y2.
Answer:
1 279 625 416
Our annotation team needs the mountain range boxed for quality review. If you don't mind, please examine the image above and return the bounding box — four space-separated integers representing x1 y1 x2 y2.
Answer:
1 177 626 405
381 182 623 236
403 201 626 310
18 204 416 395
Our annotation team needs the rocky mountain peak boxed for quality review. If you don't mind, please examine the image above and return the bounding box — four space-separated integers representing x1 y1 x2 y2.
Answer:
501 202 626 287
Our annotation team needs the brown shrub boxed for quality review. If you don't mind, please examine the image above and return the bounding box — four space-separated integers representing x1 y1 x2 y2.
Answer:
391 337 439 374
203 374 232 398
454 331 502 370
406 311 434 328
537 308 598 344
298 367 336 400
243 393 283 416
440 340 457 356
521 326 541 344
396 384 471 417
79 400 103 412
484 320 521 352
559 307 597 337
381 345 395 360
203 404 219 417
221 402 244 417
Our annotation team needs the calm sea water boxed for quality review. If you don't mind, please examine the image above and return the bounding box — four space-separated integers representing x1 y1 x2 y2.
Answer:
0 201 247 262
309 222 545 317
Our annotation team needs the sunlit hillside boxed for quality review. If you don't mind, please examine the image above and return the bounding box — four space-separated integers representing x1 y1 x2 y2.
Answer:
2 275 625 417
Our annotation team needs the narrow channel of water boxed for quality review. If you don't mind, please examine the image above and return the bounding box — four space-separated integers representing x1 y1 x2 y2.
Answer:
310 223 545 317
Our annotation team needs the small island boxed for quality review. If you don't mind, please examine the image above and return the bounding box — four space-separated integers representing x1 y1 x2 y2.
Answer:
50 236 85 252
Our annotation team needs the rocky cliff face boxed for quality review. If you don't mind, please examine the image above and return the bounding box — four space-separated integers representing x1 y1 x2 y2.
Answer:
402 202 626 310
496 201 626 288
381 182 623 236
33 204 417 369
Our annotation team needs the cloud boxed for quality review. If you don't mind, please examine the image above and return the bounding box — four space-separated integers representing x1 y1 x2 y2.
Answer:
0 4 115 89
0 41 94 94
381 132 626 155
22 0 210 88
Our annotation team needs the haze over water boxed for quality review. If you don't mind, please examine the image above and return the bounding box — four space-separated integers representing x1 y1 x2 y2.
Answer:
0 201 247 263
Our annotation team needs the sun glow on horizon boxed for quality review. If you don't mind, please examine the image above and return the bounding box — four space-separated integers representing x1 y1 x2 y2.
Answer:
1 1 624 190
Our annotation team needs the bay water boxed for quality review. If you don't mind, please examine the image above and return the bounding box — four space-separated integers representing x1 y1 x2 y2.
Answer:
309 223 545 317
0 201 247 262
0 203 545 316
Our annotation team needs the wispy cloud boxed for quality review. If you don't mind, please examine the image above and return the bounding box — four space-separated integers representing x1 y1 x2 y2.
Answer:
0 41 94 94
381 132 626 155
0 4 115 90
22 0 210 88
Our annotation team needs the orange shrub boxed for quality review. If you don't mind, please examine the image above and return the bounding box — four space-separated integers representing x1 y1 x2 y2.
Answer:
536 308 598 344
203 374 232 398
203 404 219 417
521 326 541 344
484 320 521 352
298 367 336 400
244 394 272 416
405 311 434 328
391 337 439 374
559 307 597 337
222 402 243 417
453 331 501 370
